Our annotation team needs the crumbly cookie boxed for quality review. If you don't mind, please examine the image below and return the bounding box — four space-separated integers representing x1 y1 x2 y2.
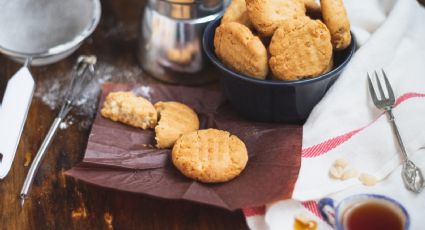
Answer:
172 129 248 183
222 0 253 29
320 0 351 50
101 91 157 129
214 22 268 79
269 17 332 80
246 0 306 37
154 101 199 149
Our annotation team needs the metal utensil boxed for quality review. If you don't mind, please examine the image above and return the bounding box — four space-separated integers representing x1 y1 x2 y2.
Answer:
0 61 34 179
367 69 424 193
20 55 97 206
0 0 101 179
0 0 101 65
138 0 228 85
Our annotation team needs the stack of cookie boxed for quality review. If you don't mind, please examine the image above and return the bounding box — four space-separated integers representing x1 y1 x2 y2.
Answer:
101 91 249 183
214 0 351 81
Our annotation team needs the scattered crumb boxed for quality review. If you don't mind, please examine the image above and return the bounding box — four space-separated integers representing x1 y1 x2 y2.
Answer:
329 165 344 179
329 158 359 181
104 212 113 230
359 173 378 186
24 152 32 167
334 158 348 168
71 207 88 219
59 168 67 188
341 168 358 180
72 189 88 220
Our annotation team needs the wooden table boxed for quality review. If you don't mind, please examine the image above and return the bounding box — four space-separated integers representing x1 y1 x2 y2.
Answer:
0 1 248 229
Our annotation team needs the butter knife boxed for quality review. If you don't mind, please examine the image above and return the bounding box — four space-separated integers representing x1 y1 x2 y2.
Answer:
0 66 35 179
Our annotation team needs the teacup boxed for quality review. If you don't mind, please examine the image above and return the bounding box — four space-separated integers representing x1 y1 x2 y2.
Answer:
318 194 410 230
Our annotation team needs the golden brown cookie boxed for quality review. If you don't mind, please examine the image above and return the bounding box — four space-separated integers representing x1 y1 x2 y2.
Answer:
154 101 199 149
320 0 351 50
246 0 306 37
222 0 253 29
172 129 248 183
214 22 268 79
269 18 332 80
101 91 157 129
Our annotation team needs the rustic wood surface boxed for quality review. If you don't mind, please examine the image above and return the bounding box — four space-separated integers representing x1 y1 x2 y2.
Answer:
0 0 248 229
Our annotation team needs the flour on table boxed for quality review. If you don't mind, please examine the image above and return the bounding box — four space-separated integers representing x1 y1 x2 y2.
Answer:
132 85 152 100
34 61 143 130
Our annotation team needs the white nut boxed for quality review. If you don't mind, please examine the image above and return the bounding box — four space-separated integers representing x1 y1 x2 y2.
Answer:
359 173 378 186
329 166 344 179
334 158 349 169
341 168 359 180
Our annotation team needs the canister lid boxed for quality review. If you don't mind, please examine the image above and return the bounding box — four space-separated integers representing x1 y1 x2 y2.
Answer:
152 0 229 19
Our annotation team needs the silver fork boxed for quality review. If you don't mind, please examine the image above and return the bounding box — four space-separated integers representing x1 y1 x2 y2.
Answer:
367 69 424 193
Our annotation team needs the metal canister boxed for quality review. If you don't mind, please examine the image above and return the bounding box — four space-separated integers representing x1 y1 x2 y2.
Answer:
138 0 228 85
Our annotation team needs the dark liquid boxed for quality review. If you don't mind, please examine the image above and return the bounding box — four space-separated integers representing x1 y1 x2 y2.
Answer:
343 201 404 230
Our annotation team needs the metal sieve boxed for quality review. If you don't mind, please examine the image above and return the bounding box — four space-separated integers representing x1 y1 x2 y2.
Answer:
0 0 101 179
0 0 101 66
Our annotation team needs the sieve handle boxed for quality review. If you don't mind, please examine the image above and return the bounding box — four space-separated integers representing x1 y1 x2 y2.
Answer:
24 57 32 68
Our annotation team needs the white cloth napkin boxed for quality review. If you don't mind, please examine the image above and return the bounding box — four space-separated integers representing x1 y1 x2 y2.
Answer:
245 0 425 229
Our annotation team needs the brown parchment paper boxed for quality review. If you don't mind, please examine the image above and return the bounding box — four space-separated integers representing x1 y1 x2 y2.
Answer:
66 83 302 210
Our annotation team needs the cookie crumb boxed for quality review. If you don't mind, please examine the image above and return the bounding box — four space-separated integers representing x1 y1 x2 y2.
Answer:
334 158 349 168
341 168 358 180
329 165 344 179
359 173 378 186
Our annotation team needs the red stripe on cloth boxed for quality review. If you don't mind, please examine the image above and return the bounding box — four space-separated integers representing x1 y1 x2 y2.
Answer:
301 92 425 158
242 93 425 220
302 128 363 158
395 92 425 105
301 200 323 220
243 206 266 217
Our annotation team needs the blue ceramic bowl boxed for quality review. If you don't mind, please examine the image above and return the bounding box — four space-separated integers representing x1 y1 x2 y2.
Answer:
203 18 356 123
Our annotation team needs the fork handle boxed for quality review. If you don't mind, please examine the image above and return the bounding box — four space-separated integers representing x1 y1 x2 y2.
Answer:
386 109 408 161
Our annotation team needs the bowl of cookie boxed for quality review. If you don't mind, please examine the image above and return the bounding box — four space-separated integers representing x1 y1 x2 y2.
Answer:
203 0 356 123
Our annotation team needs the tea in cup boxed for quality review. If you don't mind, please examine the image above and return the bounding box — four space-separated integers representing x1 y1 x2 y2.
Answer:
318 194 409 230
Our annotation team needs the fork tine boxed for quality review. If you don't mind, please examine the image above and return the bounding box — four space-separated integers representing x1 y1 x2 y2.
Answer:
367 73 379 104
381 69 395 103
374 70 386 99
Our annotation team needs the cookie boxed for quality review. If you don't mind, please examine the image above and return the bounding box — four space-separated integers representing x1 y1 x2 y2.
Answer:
222 0 253 29
246 0 305 37
154 101 199 149
320 0 351 50
172 129 248 183
269 17 332 80
214 22 268 79
303 0 322 20
101 91 157 129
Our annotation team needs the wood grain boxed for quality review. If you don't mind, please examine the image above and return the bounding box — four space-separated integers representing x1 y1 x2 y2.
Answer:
0 0 248 229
